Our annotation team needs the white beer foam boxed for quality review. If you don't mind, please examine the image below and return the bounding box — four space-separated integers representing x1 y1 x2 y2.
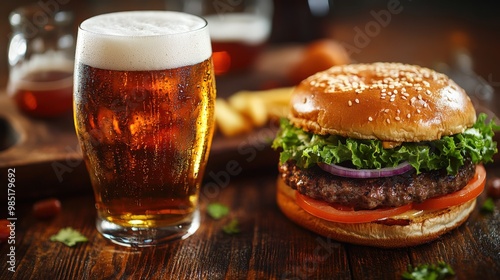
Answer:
205 13 271 45
8 50 74 94
76 11 211 70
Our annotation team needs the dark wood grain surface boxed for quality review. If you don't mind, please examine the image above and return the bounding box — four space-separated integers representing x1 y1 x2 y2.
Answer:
2 2 500 278
1 164 500 279
2 55 500 280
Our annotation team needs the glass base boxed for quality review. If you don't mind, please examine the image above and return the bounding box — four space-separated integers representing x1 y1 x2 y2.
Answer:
96 208 200 247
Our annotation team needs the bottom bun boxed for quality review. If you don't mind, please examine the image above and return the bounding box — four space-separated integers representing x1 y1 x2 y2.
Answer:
276 176 476 248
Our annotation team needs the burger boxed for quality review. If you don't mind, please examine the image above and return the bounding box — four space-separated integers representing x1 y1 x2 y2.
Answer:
272 62 498 248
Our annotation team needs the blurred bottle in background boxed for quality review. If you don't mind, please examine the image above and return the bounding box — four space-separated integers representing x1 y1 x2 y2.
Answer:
7 4 75 118
166 0 274 75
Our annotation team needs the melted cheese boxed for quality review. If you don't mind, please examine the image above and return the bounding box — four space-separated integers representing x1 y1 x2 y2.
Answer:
389 209 425 220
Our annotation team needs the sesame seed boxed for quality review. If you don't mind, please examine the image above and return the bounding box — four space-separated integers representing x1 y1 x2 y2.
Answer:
418 94 423 100
401 96 407 100
368 116 373 121
386 118 391 124
417 109 421 113
395 116 401 121
348 100 353 106
394 89 398 94
407 113 411 118
426 89 431 95
384 109 390 113
355 98 360 104
381 89 387 93
410 97 417 105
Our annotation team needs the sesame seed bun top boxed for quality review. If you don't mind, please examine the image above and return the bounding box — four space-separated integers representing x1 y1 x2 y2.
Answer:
289 62 477 142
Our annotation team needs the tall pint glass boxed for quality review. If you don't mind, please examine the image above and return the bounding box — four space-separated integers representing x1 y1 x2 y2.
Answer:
74 11 215 247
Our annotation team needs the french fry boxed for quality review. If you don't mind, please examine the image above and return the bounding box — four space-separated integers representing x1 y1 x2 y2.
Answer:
227 92 249 115
215 98 253 137
253 87 294 107
246 96 268 126
216 87 294 136
229 87 293 124
232 87 293 108
228 94 268 126
266 104 289 119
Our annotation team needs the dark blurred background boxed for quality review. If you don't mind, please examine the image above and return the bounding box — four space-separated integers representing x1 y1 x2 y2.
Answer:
1 0 499 91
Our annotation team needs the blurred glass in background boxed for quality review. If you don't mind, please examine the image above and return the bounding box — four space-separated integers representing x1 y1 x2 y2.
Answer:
166 0 274 75
7 4 74 118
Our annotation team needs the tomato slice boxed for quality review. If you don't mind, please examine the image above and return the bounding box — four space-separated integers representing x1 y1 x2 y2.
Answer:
295 165 486 223
295 192 413 223
414 165 486 211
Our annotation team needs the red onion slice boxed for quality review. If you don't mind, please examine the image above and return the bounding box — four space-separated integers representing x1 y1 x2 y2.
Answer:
318 161 414 178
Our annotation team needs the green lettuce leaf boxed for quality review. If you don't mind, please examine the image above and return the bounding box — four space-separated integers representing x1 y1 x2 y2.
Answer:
272 113 499 175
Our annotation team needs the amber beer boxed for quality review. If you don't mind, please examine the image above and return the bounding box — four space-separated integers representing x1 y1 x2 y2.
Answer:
8 51 73 118
74 11 215 246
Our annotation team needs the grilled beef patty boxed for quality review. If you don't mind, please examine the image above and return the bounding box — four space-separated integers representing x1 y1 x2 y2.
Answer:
278 160 476 210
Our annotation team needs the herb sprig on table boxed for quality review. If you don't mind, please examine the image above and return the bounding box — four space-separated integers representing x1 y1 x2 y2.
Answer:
207 203 240 234
402 261 455 280
50 227 88 247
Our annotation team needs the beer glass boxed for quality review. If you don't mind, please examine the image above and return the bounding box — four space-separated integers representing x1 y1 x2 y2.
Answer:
166 0 274 75
74 11 216 247
8 4 74 118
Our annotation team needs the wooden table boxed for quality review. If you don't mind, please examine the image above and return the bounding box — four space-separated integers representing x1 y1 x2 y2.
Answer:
2 23 500 279
1 87 499 279
2 163 500 279
2 64 500 280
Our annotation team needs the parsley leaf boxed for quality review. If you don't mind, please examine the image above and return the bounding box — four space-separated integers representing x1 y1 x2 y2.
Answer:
402 261 455 280
481 197 495 213
50 227 88 247
272 114 499 175
207 203 241 234
207 203 230 220
222 218 240 234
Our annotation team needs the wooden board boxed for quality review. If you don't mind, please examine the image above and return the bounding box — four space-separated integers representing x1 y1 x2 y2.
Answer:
0 93 279 199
